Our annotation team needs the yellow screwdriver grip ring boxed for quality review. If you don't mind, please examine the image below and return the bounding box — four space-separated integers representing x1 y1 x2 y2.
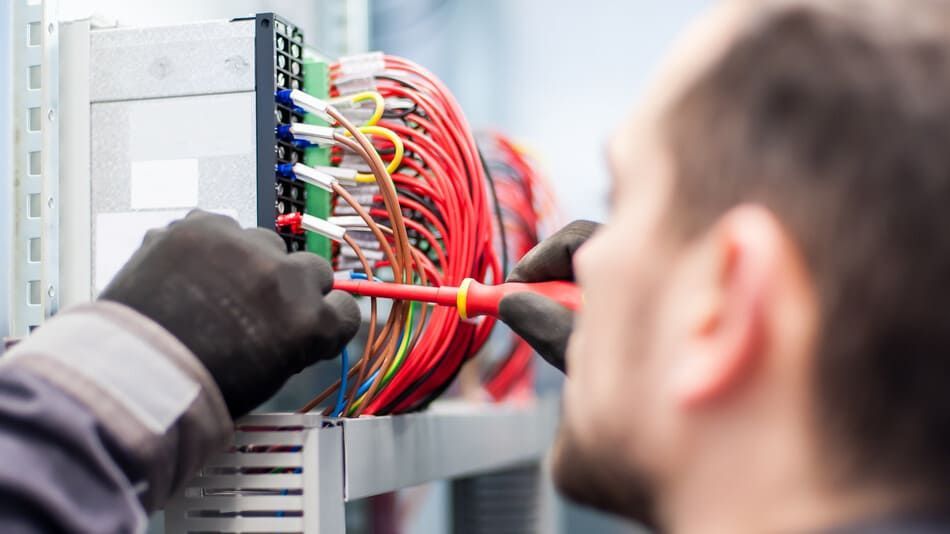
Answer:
456 278 473 320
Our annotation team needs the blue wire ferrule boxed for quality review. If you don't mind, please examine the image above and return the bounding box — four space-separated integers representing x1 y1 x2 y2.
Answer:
276 124 294 140
275 163 295 177
275 89 294 106
275 88 334 123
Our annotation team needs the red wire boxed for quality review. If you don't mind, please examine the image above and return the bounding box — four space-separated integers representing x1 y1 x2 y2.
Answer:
479 131 556 399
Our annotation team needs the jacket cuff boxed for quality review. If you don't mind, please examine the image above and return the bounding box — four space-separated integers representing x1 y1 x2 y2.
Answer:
0 301 233 511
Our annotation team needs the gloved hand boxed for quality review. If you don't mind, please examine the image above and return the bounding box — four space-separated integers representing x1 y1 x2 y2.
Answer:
498 220 600 373
99 210 360 418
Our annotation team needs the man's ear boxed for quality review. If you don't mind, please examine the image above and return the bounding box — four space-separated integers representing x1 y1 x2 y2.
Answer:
672 204 781 407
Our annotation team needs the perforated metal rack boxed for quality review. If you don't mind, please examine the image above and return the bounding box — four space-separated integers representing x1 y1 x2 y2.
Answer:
8 0 60 337
165 399 558 533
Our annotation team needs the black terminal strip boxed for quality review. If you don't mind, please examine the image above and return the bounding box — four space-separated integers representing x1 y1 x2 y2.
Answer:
253 13 307 251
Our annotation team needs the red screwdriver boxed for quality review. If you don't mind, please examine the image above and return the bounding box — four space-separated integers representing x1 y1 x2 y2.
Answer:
332 277 581 319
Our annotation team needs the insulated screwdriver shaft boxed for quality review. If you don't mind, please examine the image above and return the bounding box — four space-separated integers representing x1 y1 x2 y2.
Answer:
332 278 581 319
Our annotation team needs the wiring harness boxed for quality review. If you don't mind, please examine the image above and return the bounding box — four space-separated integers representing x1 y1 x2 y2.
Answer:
276 53 554 416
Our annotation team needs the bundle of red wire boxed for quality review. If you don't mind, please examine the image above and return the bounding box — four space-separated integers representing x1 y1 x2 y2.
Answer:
294 55 499 415
291 54 559 416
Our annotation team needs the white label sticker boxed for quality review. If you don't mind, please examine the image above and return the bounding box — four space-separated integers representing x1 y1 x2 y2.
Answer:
94 209 238 292
130 159 199 209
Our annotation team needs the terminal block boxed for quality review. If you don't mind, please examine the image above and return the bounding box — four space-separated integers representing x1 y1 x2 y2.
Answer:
255 13 308 252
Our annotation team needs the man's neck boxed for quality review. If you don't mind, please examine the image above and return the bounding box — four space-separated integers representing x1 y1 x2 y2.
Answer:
657 424 909 533
666 479 904 534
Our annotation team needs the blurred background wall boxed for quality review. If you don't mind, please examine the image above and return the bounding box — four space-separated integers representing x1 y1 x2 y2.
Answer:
372 0 711 223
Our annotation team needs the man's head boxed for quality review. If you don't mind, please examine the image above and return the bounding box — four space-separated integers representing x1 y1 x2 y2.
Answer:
558 0 950 529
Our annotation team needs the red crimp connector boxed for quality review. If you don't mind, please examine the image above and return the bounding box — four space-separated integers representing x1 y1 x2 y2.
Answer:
276 213 304 234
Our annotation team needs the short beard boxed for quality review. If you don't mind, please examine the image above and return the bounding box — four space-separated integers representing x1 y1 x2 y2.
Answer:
550 247 672 528
550 420 659 527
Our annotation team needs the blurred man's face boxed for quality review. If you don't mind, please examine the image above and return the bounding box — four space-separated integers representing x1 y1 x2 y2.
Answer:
550 0 751 519
550 117 678 518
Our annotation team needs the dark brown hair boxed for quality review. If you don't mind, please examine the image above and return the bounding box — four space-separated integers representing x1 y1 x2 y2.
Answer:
664 1 950 495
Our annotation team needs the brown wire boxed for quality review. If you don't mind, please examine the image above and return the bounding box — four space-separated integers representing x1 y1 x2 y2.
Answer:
348 250 433 416
297 144 401 414
299 108 431 415
331 130 416 415
332 182 407 414
298 233 377 414
297 182 408 414
329 109 414 281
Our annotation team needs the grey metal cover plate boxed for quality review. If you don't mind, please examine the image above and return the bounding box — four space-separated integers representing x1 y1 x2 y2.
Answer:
88 19 261 294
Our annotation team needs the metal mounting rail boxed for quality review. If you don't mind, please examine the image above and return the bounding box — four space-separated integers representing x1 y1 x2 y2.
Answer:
10 0 60 336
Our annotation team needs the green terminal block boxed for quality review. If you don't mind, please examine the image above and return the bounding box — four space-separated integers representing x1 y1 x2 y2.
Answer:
303 57 333 260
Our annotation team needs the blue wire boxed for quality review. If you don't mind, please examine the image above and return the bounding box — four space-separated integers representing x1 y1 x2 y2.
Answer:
355 369 380 398
348 319 411 402
349 271 383 282
332 347 349 417
333 369 377 417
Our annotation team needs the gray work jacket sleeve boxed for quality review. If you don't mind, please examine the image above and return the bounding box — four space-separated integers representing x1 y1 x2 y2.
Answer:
0 301 233 532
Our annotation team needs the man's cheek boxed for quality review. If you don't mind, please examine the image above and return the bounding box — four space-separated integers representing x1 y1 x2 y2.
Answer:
563 326 583 378
574 228 613 285
563 318 601 404
565 318 620 414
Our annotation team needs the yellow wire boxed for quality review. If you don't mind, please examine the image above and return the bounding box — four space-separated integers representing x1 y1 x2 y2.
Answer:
383 303 416 382
345 125 404 183
350 91 385 126
330 91 384 126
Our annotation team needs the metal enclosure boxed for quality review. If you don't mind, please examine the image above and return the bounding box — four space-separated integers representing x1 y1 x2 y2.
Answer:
164 399 558 533
84 18 260 298
59 14 314 303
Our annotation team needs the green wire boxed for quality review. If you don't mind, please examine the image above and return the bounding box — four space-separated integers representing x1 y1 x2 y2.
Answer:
345 301 418 415
383 301 416 382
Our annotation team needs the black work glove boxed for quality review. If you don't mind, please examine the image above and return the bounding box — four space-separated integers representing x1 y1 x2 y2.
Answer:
498 220 600 373
99 210 360 418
